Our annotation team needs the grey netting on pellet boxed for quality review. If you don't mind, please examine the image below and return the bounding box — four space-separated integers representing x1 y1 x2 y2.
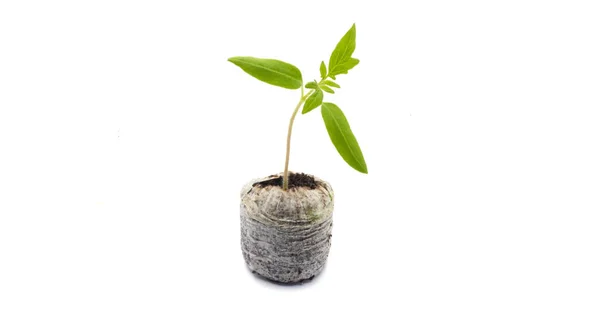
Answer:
240 173 334 283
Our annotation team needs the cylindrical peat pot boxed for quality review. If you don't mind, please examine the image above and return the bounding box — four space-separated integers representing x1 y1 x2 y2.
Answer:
240 172 334 283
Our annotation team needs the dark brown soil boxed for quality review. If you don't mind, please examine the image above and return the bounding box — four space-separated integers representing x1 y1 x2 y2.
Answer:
254 172 318 190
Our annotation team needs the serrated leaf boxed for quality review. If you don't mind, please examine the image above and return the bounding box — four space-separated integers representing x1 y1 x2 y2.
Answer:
320 61 327 79
328 24 358 79
305 81 318 89
329 58 360 77
228 56 302 90
302 88 323 114
320 85 335 94
323 80 340 88
328 24 356 77
321 103 368 174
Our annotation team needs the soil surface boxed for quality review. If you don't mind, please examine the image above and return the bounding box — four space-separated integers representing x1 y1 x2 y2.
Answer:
254 172 318 189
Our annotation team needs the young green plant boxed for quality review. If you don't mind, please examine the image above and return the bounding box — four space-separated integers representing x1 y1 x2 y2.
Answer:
228 24 368 190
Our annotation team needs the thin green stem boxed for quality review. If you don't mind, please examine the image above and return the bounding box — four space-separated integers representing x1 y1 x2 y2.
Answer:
282 90 311 190
282 77 330 190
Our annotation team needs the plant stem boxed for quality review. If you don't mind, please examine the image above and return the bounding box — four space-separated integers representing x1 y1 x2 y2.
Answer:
282 77 330 190
283 91 311 190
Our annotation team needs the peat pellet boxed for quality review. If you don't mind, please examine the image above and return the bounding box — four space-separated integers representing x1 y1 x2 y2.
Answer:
240 172 334 283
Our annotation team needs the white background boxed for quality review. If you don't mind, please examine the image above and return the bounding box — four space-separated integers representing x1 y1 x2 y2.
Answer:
1 0 599 335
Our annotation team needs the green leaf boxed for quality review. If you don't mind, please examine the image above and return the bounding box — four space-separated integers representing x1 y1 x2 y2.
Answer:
305 81 318 89
321 103 368 174
328 24 357 78
329 58 360 77
323 80 340 88
302 88 323 114
320 61 327 79
228 56 302 90
320 85 335 94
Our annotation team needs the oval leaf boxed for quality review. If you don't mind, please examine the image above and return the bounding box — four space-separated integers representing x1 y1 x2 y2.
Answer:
320 85 335 94
305 81 318 89
228 56 302 89
320 61 327 79
321 103 368 173
302 89 323 114
323 80 340 88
